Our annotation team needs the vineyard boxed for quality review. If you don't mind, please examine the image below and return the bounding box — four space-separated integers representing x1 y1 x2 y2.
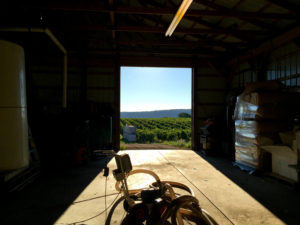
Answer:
120 118 191 146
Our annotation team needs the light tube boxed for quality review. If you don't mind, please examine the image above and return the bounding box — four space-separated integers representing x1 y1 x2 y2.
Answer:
165 0 193 37
165 0 189 36
167 0 192 36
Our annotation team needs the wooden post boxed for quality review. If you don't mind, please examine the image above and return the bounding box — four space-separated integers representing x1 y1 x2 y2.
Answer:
80 52 88 115
114 54 120 151
192 63 199 150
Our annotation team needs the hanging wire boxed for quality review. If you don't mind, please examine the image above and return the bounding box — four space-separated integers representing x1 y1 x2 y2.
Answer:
105 176 108 221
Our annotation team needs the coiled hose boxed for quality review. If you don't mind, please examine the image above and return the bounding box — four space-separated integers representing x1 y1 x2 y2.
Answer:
106 169 218 225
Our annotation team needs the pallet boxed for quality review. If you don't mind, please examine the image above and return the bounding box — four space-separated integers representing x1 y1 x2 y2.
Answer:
1 165 40 192
232 161 258 175
0 128 40 193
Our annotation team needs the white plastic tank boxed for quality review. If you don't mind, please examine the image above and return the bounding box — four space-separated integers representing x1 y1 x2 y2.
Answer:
0 40 29 171
123 125 137 142
124 125 136 134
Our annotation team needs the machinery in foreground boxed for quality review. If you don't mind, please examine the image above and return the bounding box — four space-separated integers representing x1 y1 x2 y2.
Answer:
105 152 218 225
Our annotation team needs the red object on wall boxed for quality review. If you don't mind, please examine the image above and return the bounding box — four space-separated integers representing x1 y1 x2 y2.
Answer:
76 147 87 165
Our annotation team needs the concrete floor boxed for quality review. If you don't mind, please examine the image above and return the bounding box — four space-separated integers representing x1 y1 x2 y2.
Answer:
1 150 300 225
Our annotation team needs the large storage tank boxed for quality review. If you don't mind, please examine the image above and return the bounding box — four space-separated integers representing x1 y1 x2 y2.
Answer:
0 40 29 171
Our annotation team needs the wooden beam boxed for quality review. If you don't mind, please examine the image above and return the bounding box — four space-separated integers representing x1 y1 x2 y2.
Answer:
74 25 271 36
193 0 283 29
217 3 272 42
192 65 199 150
197 88 227 92
87 48 226 57
137 0 247 47
85 35 233 55
109 0 116 41
277 73 300 81
23 3 297 20
227 26 300 66
120 56 203 67
114 55 120 151
131 11 249 48
184 16 250 42
266 0 300 13
113 39 246 49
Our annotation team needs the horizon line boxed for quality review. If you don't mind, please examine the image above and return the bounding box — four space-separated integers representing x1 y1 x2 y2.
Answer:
121 108 191 113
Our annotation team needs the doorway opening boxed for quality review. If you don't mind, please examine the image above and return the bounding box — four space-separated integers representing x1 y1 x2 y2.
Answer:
120 66 192 150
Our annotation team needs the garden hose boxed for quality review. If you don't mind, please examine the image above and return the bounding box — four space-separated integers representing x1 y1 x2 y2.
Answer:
108 168 218 225
115 169 194 197
159 195 217 225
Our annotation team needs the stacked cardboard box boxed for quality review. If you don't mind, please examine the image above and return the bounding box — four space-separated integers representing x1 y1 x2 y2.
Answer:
234 81 300 170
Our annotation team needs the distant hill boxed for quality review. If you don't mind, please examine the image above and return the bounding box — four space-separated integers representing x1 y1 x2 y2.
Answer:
121 109 191 118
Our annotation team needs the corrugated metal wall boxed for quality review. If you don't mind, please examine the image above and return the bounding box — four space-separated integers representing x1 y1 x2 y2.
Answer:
87 66 115 103
29 56 119 110
27 54 120 150
266 43 300 87
193 65 228 150
232 43 300 89
28 57 78 117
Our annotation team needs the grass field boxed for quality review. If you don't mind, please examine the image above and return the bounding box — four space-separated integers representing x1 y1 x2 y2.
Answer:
120 118 191 149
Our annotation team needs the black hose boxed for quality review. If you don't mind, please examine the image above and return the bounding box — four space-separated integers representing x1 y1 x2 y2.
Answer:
105 196 125 225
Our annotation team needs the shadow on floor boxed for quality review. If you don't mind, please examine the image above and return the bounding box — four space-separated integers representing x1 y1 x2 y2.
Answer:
195 151 300 225
0 157 112 225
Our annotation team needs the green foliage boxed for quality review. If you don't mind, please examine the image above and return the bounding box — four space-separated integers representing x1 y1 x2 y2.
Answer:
163 139 191 149
120 118 191 145
178 112 191 118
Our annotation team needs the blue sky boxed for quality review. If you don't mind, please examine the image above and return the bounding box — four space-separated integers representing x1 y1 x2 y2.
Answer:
121 67 191 112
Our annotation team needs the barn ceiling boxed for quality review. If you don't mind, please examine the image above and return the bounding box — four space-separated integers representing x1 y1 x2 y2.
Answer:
1 0 300 64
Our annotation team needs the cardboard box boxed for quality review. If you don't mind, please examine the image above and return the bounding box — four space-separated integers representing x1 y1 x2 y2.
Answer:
262 145 298 181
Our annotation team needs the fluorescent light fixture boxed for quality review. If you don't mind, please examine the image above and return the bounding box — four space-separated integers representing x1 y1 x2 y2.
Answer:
165 0 193 37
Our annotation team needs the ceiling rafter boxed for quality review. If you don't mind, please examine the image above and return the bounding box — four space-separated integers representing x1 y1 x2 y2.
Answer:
193 0 281 30
266 0 300 13
84 44 228 57
124 11 245 52
215 0 247 27
23 3 297 20
70 24 271 37
226 26 300 66
139 0 250 47
114 11 235 54
67 10 243 55
218 2 272 42
136 0 164 28
185 16 251 41
88 38 247 49
108 0 116 45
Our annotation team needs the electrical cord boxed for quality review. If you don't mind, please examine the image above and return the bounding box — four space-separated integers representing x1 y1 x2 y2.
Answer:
72 192 119 204
68 192 120 225
104 166 109 222
105 176 108 221
69 166 118 225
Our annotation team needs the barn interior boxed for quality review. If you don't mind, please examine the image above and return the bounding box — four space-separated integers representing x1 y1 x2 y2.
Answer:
1 0 300 224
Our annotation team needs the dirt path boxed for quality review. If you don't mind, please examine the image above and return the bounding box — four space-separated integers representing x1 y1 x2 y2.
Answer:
124 143 190 150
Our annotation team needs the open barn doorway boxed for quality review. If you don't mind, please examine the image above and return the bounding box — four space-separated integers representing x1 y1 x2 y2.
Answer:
120 67 192 150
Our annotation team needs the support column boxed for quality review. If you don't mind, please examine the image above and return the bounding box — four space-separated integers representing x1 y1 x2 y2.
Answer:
113 55 120 151
192 64 199 150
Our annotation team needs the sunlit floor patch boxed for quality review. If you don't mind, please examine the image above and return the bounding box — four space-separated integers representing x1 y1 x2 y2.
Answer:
55 150 286 225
